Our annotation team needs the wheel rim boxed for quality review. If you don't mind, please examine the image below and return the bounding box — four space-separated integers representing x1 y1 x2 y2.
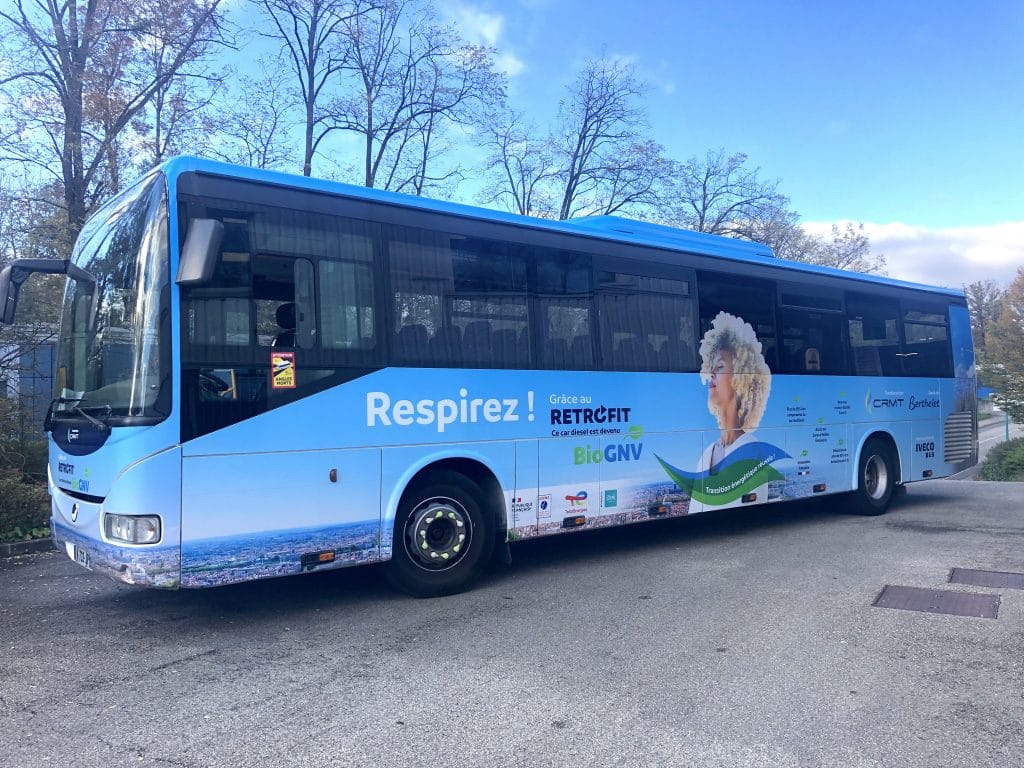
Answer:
404 496 472 571
863 454 889 500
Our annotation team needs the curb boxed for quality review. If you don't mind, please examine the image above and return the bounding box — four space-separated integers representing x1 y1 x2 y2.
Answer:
0 537 56 558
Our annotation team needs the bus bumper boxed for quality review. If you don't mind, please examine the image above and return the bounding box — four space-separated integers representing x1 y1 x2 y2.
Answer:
50 482 181 589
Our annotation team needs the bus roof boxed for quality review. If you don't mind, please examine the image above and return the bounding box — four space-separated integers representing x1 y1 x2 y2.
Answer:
161 155 965 300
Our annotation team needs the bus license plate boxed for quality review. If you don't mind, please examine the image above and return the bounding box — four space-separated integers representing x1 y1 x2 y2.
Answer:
73 545 91 569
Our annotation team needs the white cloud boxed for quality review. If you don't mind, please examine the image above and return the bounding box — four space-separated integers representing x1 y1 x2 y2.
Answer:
451 5 502 45
802 220 1024 290
494 51 526 77
446 4 525 76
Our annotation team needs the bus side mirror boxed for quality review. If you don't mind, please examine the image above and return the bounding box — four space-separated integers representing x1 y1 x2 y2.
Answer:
0 259 85 324
176 218 224 286
0 264 15 324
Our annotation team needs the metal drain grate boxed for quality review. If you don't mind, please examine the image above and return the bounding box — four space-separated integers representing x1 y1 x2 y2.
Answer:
949 568 1024 590
873 585 999 619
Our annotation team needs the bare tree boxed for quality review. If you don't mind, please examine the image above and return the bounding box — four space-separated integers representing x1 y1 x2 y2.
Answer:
661 149 788 236
553 56 650 220
133 0 230 169
737 203 811 262
213 61 296 170
0 0 228 253
478 110 557 216
331 0 504 192
589 139 669 217
254 0 364 177
793 222 886 274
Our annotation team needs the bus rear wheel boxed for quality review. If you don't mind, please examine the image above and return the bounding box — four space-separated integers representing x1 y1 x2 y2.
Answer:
848 438 897 516
385 471 494 598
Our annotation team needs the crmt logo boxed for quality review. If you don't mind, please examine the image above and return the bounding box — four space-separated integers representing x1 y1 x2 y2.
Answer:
865 389 905 412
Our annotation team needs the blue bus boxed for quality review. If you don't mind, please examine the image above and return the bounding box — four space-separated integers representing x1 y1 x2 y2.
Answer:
0 157 977 596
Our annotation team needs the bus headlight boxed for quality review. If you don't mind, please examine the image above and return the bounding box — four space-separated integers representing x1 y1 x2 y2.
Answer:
104 514 162 544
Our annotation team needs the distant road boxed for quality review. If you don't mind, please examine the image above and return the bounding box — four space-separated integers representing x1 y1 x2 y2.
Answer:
951 411 1023 480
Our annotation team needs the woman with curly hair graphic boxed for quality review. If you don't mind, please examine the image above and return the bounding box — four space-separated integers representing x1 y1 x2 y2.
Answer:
699 311 772 473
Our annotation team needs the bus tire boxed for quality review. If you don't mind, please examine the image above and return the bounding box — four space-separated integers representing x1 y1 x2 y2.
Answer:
848 438 897 516
385 471 494 598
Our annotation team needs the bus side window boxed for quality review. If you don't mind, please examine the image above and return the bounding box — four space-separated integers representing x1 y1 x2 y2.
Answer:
598 271 695 372
846 294 901 376
319 259 376 351
697 273 777 372
902 303 953 377
450 239 528 368
779 309 847 375
253 255 315 350
536 250 593 370
187 297 250 347
389 228 528 368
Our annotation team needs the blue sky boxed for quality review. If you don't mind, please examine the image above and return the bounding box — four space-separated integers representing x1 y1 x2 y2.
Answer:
436 0 1024 287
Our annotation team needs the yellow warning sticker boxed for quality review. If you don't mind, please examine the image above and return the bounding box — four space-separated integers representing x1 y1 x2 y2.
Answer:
271 352 296 389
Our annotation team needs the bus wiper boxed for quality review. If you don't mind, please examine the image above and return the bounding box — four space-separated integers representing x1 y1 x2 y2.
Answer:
44 396 80 432
44 397 111 433
72 405 112 433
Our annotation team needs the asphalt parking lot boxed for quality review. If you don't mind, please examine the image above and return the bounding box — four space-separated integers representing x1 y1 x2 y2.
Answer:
2 479 1024 768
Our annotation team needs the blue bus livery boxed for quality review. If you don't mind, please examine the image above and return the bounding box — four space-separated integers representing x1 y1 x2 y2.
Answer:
0 157 977 596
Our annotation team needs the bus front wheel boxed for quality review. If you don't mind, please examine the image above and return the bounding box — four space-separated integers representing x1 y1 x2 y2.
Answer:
385 471 494 598
848 438 897 516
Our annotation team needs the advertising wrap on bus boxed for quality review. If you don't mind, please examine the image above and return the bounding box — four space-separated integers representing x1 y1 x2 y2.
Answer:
167 367 965 582
49 362 970 589
30 157 976 596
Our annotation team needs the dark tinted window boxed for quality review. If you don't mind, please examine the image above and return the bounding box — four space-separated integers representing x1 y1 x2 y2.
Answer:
180 200 380 439
846 294 901 376
536 251 593 370
598 271 696 371
184 206 377 364
779 309 847 375
388 228 529 367
902 302 952 376
698 274 778 371
779 282 844 312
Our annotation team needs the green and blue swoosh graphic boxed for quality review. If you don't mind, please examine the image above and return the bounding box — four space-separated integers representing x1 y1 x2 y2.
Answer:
656 442 789 506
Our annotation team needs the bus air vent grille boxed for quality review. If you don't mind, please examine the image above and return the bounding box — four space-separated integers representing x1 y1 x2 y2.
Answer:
943 411 975 463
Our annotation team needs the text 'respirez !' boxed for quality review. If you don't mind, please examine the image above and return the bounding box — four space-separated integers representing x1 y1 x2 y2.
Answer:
367 389 535 433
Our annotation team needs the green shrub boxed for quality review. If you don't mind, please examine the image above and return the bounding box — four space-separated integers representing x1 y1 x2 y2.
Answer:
0 469 51 542
0 439 48 483
979 438 1024 481
0 438 51 541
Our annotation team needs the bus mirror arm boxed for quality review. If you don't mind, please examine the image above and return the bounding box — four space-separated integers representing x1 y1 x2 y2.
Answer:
0 258 94 325
176 219 223 286
0 265 12 324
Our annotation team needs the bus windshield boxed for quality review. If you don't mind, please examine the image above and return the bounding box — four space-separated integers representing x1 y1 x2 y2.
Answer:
53 172 170 424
